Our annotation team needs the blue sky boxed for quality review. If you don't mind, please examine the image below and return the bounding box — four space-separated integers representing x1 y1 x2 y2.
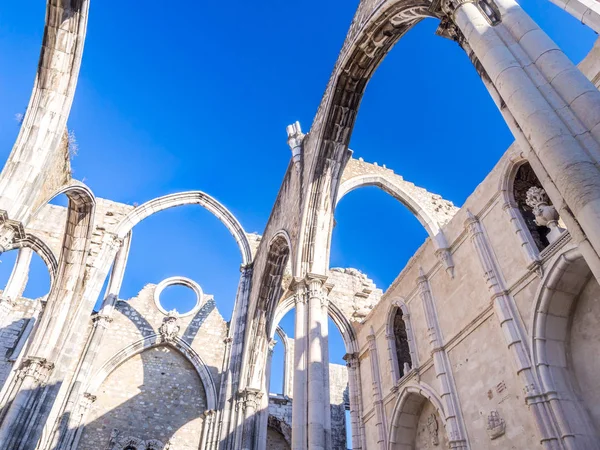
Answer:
0 0 596 400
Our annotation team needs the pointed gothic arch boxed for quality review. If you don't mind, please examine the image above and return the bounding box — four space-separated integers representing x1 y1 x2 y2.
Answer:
385 299 418 383
387 382 449 450
115 191 252 266
86 334 217 410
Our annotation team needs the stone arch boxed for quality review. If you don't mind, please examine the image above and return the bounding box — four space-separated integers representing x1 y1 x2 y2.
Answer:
3 233 58 285
336 160 458 238
387 382 449 450
297 1 432 274
115 191 252 266
25 182 96 359
0 0 90 225
243 233 291 389
87 334 217 410
531 247 600 449
274 326 292 397
385 299 418 383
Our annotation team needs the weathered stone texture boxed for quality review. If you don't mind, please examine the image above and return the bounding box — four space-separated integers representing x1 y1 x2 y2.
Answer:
78 346 206 450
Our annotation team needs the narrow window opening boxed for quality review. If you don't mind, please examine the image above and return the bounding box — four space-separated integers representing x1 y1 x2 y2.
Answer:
513 163 550 251
394 309 412 377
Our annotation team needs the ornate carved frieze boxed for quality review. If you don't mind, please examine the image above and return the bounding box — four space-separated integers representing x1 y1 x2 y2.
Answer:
107 428 170 450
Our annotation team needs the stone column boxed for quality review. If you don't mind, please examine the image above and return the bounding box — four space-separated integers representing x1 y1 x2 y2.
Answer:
2 247 32 303
240 388 264 450
366 329 387 450
0 357 54 446
320 288 332 450
201 409 217 450
217 264 253 450
47 232 130 450
292 281 308 450
343 352 365 450
448 0 600 281
416 270 469 449
306 274 328 450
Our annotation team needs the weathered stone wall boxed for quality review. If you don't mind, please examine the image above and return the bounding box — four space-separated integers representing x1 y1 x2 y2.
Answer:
78 346 206 450
570 276 600 429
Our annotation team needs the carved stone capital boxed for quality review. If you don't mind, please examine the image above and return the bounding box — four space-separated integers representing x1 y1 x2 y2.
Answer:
18 357 54 383
343 352 359 369
80 392 97 410
239 388 264 411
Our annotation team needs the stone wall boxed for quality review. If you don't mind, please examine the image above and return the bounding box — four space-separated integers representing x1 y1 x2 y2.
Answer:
78 346 207 450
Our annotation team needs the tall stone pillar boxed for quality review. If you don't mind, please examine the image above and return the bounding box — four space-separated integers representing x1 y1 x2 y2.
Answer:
240 388 263 450
320 288 332 450
343 353 365 450
2 247 32 302
306 274 328 450
292 281 308 450
446 0 600 281
366 329 387 450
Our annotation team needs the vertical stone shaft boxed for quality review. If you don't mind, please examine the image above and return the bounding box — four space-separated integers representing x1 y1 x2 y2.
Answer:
292 283 308 450
366 329 388 450
453 0 600 279
464 211 563 449
217 265 253 450
344 353 365 450
321 292 332 450
306 274 328 450
2 247 32 303
416 270 469 449
47 232 131 449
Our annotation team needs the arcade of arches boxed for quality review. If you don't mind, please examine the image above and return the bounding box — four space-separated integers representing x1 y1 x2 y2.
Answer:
0 0 599 449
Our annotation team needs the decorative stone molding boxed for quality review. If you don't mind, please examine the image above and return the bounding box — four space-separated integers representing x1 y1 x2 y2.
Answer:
92 314 113 329
17 357 54 383
525 187 565 244
435 247 455 279
107 429 170 450
286 121 304 172
486 411 506 440
159 312 181 342
239 387 263 412
80 392 97 410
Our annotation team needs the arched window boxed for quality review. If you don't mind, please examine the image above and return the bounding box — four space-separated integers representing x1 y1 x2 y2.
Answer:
513 163 550 252
393 309 412 377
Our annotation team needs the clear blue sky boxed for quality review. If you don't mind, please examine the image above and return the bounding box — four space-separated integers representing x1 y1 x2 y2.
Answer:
0 1 596 399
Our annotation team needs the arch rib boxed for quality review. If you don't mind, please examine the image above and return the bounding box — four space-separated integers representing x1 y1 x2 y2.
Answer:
115 191 252 266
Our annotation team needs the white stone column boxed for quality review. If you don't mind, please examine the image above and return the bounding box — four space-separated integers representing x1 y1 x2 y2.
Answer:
240 388 263 450
464 211 563 448
321 289 332 450
306 274 328 450
416 270 469 450
344 352 366 450
292 282 308 450
450 0 600 280
366 329 388 450
2 247 32 303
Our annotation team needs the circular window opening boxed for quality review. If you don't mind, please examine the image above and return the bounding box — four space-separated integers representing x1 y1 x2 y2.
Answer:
159 284 198 316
